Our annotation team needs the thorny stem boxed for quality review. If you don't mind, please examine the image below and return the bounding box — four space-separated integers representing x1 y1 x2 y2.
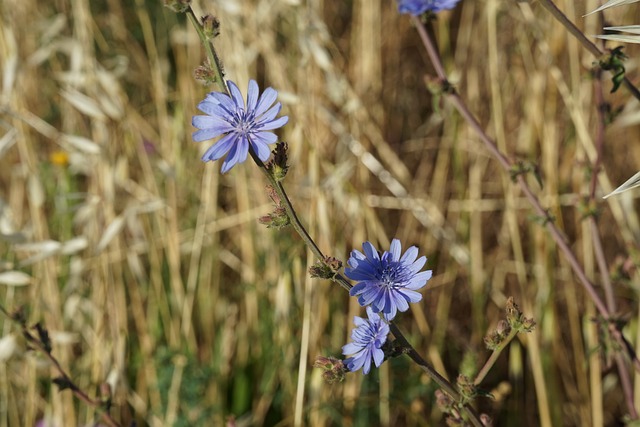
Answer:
411 12 640 414
186 8 486 426
534 0 640 102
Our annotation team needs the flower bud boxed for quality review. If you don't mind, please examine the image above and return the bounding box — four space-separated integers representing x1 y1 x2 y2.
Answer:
309 257 343 279
258 206 289 229
506 297 536 333
484 320 511 350
456 375 477 402
266 142 289 181
202 14 220 39
194 63 218 86
313 356 347 383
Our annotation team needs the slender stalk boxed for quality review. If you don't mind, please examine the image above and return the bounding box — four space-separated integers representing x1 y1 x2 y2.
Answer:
186 7 227 94
247 152 347 285
389 323 484 426
35 342 121 427
617 355 638 418
0 307 121 427
590 71 617 318
589 69 637 418
474 328 519 386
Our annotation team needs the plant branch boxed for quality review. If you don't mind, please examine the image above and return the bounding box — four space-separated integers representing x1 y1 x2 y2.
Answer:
410 15 640 377
186 7 227 93
413 15 609 314
0 306 120 427
474 328 519 387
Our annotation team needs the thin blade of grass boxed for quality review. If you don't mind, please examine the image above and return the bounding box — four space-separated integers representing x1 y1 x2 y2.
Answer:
604 25 640 34
595 34 640 43
584 0 640 16
603 170 640 198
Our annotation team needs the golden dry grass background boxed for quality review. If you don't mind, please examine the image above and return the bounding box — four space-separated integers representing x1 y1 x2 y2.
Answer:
2 0 640 426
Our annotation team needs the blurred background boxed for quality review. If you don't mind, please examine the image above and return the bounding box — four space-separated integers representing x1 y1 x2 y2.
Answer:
1 0 640 425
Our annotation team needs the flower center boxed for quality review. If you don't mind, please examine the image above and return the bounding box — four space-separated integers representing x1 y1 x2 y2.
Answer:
234 109 256 136
378 262 406 288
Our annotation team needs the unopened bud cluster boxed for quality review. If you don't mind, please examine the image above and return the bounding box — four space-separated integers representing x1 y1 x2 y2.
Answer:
484 320 511 350
456 375 477 402
202 14 220 39
505 297 535 333
309 257 343 279
313 356 347 384
258 186 289 229
194 63 217 86
266 142 289 181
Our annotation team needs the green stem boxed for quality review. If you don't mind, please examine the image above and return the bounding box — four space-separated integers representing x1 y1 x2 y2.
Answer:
474 329 518 386
186 7 227 94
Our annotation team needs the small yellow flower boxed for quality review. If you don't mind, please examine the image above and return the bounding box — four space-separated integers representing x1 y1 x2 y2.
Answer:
49 150 69 167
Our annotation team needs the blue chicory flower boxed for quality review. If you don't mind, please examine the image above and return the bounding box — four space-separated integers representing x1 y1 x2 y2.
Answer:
192 79 289 173
346 239 432 320
397 0 461 15
342 307 390 374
